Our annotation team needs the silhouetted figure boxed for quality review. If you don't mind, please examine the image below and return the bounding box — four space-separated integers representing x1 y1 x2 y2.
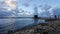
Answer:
55 15 57 19
34 6 38 19
34 16 38 26
34 15 38 19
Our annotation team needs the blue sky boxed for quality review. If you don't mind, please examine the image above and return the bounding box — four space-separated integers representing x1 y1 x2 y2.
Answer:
0 0 60 11
18 0 60 11
18 0 60 6
0 0 60 17
0 0 60 7
18 0 60 14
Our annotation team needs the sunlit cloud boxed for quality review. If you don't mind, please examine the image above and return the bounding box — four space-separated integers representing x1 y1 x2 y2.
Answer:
5 0 17 9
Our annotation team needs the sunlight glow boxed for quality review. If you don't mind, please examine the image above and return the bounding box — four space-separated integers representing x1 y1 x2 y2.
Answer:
5 0 17 9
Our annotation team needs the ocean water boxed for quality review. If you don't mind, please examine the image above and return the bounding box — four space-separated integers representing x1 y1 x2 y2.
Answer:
0 18 45 34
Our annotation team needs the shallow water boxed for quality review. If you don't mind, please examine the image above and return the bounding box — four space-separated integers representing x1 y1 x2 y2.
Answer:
0 18 45 34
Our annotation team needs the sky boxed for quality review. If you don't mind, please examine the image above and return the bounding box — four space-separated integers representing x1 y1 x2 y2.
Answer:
18 0 60 14
0 0 60 17
0 0 60 7
19 0 60 9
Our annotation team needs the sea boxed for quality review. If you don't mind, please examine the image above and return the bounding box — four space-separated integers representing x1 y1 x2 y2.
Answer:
0 18 46 34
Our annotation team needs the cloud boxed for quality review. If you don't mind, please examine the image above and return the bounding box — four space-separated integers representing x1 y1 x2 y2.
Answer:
0 11 12 17
39 5 60 17
22 3 30 7
5 0 17 9
39 11 51 17
39 4 51 11
0 0 19 16
51 7 60 16
0 1 60 17
38 5 52 17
